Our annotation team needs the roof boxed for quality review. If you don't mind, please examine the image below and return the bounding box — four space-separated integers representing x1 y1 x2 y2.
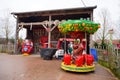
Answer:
112 40 120 44
11 6 97 17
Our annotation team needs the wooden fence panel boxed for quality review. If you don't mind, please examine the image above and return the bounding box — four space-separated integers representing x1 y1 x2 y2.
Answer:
0 44 14 53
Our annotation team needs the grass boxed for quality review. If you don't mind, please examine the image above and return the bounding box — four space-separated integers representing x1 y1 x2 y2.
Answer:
111 68 120 80
98 59 109 68
98 59 120 80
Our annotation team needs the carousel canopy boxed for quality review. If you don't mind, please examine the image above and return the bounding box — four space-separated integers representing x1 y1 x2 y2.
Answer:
58 20 100 34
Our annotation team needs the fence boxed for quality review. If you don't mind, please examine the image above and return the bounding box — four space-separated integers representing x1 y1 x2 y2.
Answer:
0 44 14 54
95 45 120 79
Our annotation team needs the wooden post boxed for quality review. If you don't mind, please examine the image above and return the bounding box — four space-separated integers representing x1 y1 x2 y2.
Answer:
88 12 94 54
90 12 93 47
86 33 90 54
86 12 93 54
48 15 52 48
14 16 19 54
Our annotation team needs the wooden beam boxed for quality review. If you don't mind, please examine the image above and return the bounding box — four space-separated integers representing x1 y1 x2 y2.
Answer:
15 17 19 54
42 24 48 30
48 15 52 48
16 10 92 18
18 22 44 26
51 25 56 31
17 25 23 32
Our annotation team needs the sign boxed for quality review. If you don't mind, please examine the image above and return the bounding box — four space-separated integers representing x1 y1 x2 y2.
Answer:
117 44 120 49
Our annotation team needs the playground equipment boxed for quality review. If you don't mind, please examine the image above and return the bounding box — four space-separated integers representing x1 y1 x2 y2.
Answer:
55 38 74 59
58 19 100 72
40 36 53 48
22 39 33 56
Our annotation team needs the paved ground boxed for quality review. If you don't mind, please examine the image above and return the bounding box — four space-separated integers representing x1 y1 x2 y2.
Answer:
0 54 118 80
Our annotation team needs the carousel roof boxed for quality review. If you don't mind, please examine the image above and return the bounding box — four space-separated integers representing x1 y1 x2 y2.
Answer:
58 19 100 34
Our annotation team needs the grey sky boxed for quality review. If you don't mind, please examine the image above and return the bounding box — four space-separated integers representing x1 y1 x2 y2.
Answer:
0 0 120 39
0 0 119 20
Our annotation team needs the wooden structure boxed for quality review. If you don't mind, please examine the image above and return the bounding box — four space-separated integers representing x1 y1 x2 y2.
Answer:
11 6 97 54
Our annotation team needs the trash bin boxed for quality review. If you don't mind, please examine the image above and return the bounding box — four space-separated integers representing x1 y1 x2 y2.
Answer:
40 48 57 60
90 48 98 62
40 48 46 57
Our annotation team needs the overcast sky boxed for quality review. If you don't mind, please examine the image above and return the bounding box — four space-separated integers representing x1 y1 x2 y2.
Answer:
0 0 119 20
0 0 120 39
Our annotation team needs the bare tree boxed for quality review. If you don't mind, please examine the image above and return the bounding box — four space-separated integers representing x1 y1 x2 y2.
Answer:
0 10 14 44
117 2 120 39
113 0 120 43
115 17 120 42
95 8 112 45
113 20 120 39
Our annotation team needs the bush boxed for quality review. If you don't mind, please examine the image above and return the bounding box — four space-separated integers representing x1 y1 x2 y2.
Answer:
98 59 109 68
94 42 98 48
111 68 120 80
100 43 107 49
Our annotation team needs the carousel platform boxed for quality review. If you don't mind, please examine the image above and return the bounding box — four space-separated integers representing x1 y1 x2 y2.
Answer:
61 62 95 72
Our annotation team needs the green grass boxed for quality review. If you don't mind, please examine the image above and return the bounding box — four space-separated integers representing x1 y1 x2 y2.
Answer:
98 59 120 80
111 68 120 80
98 59 109 68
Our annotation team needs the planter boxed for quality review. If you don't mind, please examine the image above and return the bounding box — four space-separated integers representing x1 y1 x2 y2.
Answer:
40 48 57 60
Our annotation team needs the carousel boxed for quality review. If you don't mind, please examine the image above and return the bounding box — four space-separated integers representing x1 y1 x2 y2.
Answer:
58 19 100 72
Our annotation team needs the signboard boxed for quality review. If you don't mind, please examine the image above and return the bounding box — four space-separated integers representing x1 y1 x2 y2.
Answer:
117 44 120 49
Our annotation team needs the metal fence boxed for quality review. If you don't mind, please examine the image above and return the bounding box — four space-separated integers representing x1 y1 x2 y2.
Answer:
0 44 14 54
95 45 120 79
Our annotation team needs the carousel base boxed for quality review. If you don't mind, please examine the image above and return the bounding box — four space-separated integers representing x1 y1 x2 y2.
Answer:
23 53 29 56
61 62 95 72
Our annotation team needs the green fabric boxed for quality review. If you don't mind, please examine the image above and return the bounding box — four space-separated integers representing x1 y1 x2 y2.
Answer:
68 47 73 54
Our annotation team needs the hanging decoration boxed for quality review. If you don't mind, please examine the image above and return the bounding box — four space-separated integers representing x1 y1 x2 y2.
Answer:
58 20 100 34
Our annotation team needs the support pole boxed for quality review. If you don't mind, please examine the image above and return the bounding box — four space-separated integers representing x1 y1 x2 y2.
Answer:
48 15 52 48
88 12 93 54
64 34 66 53
14 16 19 54
86 33 90 54
85 32 87 53
90 12 94 48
